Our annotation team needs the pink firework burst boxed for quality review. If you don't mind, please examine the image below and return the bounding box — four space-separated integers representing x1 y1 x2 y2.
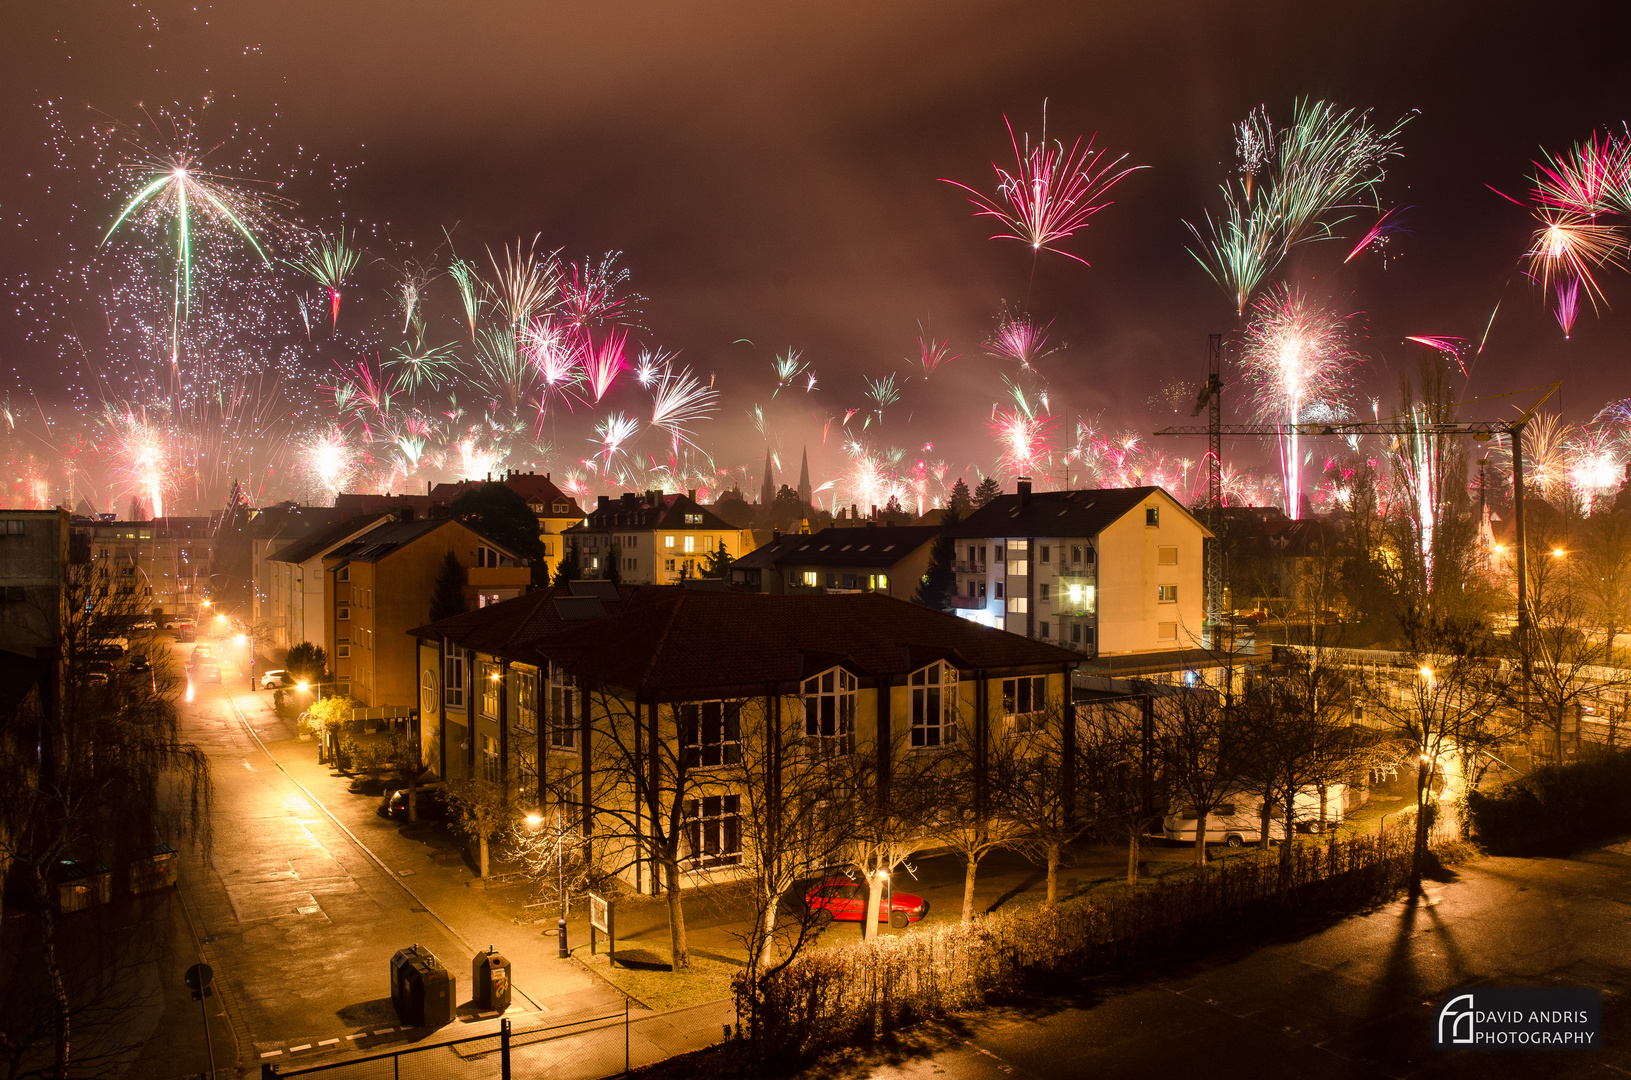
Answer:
1554 276 1582 339
1405 335 1470 375
984 310 1058 369
1532 131 1631 216
989 407 1058 477
581 328 628 403
917 329 958 376
943 107 1142 265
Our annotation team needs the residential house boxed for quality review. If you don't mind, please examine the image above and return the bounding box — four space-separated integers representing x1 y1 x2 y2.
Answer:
431 470 585 582
265 514 392 653
249 504 342 650
566 491 754 583
411 588 1076 895
727 523 940 600
322 519 530 707
944 481 1211 656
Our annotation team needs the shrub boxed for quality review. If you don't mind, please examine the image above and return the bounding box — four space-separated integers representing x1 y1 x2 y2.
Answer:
1465 749 1631 854
747 826 1428 1061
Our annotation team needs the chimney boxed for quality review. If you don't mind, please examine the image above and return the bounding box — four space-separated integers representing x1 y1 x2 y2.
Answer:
687 488 697 503
598 494 610 514
426 481 431 496
1017 476 1032 507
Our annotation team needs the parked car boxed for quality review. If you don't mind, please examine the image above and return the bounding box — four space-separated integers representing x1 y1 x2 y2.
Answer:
381 784 446 821
128 654 152 674
190 643 214 662
260 668 292 689
195 662 222 684
805 878 928 929
85 660 113 684
132 618 158 631
348 772 393 796
175 622 196 643
1162 783 1346 847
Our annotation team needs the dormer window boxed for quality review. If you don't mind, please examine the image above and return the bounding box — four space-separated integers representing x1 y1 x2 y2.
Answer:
683 513 703 525
552 502 568 514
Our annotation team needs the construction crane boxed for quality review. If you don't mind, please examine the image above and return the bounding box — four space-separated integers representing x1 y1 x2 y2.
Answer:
1156 382 1562 676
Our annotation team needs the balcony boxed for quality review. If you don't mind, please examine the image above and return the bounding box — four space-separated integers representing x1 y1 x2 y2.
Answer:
954 561 987 574
949 595 988 610
1054 574 1096 616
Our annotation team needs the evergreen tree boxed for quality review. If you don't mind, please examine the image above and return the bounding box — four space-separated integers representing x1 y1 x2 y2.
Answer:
285 641 329 682
552 543 582 586
702 540 732 579
973 476 1001 507
914 510 960 611
949 478 973 515
604 542 622 585
429 549 467 622
450 482 544 562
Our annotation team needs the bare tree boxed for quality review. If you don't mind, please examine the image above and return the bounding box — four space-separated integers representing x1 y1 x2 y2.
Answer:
1077 695 1166 886
1164 673 1251 866
0 561 211 1079
931 708 1043 919
825 732 938 940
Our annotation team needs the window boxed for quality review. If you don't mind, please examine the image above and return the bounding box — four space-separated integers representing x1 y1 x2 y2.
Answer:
995 582 1004 600
1084 547 1096 564
1039 621 1051 638
803 668 856 754
681 701 741 768
798 571 818 588
1158 545 1178 566
337 637 351 658
625 558 637 571
1041 545 1050 563
994 546 1004 562
910 662 958 748
1158 584 1178 603
1040 584 1050 601
3 585 25 602
683 513 703 525
552 501 569 514
1003 675 1047 733
1007 596 1028 613
547 662 577 750
445 644 465 708
683 535 695 553
1071 545 1082 563
1071 623 1082 644
1145 506 1160 527
1158 621 1177 641
337 606 349 621
1007 556 1027 576
665 535 676 549
480 734 500 783
481 663 500 718
627 536 637 549
4 520 22 535
683 794 741 868
967 581 977 598
666 559 676 572
703 535 712 550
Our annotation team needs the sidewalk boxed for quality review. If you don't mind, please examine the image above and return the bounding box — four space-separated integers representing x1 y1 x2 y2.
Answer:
229 688 737 1073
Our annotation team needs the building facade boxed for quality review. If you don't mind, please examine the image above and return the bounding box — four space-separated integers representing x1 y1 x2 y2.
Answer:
265 514 392 654
322 519 530 706
945 482 1211 656
73 516 219 622
566 491 754 584
728 523 939 600
431 470 586 583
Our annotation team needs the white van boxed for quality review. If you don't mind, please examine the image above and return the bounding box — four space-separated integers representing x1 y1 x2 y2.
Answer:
1163 784 1345 847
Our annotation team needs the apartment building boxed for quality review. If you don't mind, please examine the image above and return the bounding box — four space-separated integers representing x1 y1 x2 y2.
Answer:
322 518 529 707
73 516 219 621
727 523 940 600
565 490 754 583
412 588 1076 895
249 504 343 649
945 481 1211 656
264 514 392 651
0 509 71 713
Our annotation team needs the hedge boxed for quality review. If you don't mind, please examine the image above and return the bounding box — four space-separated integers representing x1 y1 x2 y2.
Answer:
745 826 1426 1059
1465 749 1631 854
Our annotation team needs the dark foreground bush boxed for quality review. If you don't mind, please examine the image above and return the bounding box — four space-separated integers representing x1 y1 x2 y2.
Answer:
747 827 1427 1060
1466 749 1631 854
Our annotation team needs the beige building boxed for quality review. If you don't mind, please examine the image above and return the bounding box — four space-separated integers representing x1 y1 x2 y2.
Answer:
566 491 755 584
74 516 218 622
321 519 530 707
945 482 1211 656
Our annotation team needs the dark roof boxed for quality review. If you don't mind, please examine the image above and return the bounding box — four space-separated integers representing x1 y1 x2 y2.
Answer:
729 534 795 571
946 486 1209 540
534 591 1078 698
268 514 391 565
325 518 525 565
0 650 48 719
251 504 343 541
429 471 584 518
408 583 678 660
568 491 740 534
768 525 941 568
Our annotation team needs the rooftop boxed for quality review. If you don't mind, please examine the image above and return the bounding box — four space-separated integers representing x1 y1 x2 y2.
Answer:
946 485 1211 540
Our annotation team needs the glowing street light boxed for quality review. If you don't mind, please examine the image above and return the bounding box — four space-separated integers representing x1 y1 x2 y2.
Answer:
1419 666 1434 683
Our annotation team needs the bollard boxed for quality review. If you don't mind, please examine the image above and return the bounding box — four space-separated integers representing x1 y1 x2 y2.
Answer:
557 917 568 959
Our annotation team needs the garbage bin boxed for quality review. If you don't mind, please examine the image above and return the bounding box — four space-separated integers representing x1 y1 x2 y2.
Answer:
390 945 455 1028
471 946 512 1011
130 843 178 894
53 859 112 914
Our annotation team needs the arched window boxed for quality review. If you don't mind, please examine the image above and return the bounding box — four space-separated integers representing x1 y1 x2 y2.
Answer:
910 661 958 748
802 667 856 754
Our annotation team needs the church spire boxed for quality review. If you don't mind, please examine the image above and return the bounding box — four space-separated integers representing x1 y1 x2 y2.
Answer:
760 448 776 505
797 446 812 508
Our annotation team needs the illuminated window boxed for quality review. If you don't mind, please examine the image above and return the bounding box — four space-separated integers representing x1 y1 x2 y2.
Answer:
1008 596 1028 613
665 535 676 549
1158 585 1178 603
684 535 695 553
1146 506 1160 527
480 734 500 783
481 663 500 718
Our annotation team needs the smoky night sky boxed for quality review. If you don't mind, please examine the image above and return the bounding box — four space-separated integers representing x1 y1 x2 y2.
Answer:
3 1 1630 512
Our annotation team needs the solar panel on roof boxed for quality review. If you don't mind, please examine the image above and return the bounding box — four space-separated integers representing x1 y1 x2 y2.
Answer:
569 580 620 601
553 596 607 621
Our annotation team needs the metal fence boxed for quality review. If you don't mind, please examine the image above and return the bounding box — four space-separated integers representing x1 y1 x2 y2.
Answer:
262 1005 632 1080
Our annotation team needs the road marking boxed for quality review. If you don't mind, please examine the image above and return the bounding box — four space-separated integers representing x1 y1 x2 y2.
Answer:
318 1038 339 1046
346 1033 365 1040
290 1044 312 1052
374 1028 395 1035
259 1050 283 1058
398 869 416 876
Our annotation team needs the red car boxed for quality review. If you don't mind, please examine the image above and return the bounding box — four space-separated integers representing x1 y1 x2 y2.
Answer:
805 879 928 929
